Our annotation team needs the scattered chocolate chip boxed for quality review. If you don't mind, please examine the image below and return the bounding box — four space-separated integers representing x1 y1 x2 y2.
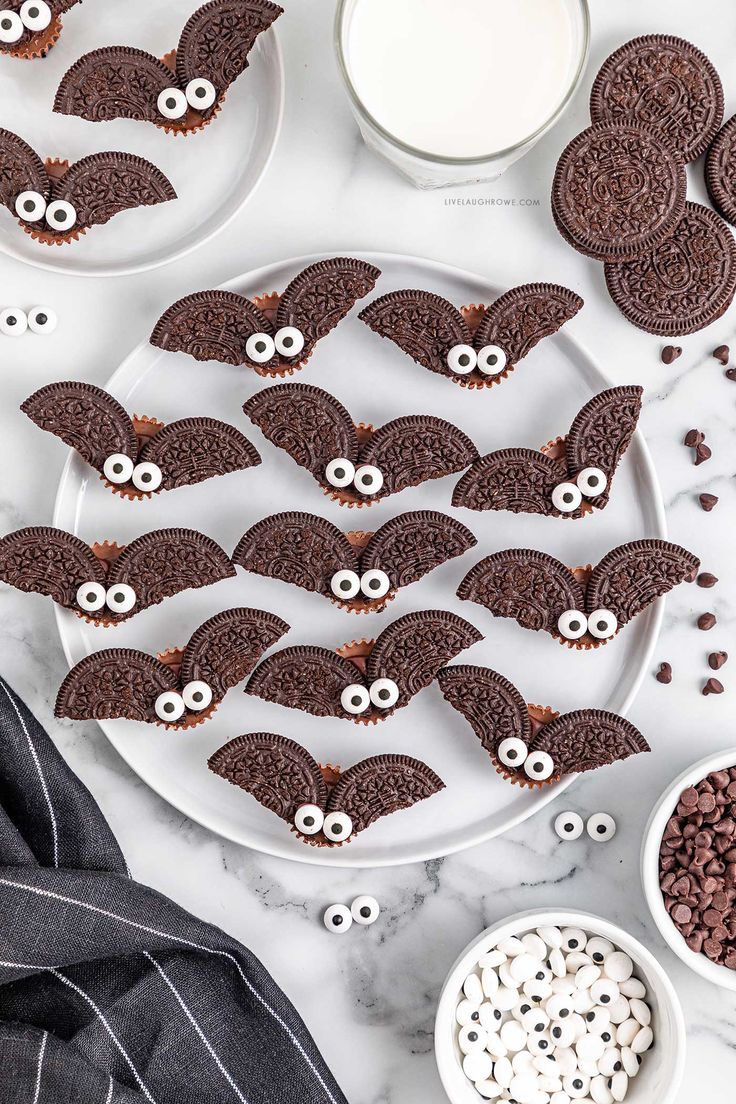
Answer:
695 442 712 465
699 493 719 511
661 345 682 364
697 572 719 588
684 428 704 447
726 368 736 382
709 651 728 670
655 661 673 684
698 612 717 630
703 678 725 696
713 345 730 364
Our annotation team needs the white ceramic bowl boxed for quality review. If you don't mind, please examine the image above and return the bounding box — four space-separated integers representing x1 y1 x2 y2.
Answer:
642 748 736 992
435 908 685 1104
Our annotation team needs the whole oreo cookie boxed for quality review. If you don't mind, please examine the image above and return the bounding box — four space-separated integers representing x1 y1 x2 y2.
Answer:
552 123 686 261
706 114 736 227
605 202 736 335
590 35 724 163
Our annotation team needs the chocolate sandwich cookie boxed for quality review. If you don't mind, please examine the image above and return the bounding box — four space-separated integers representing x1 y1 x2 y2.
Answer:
22 381 261 499
452 386 642 517
552 123 686 261
208 733 444 847
358 283 583 389
0 526 235 625
54 0 282 135
590 35 724 163
233 509 476 613
245 609 482 724
151 258 380 375
605 202 736 335
243 382 479 507
437 664 650 788
457 540 699 650
706 114 736 227
55 608 289 728
0 0 81 60
0 128 175 245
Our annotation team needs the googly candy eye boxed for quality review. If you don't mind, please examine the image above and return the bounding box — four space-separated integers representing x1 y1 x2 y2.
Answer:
0 308 28 336
458 1023 488 1054
0 10 23 42
498 1019 526 1051
557 609 588 640
45 200 77 232
369 677 399 710
587 812 617 842
27 306 57 335
350 894 379 925
353 464 384 496
552 481 583 513
185 77 217 111
587 608 618 641
14 190 46 222
105 583 136 615
330 569 360 600
562 928 587 953
564 1074 591 1099
323 903 352 933
587 936 615 965
325 457 355 489
497 736 528 769
154 690 185 723
476 344 508 377
360 568 390 599
577 466 608 498
132 462 163 493
294 803 324 836
245 332 276 364
603 951 634 984
340 683 370 715
548 1018 575 1049
447 343 477 375
455 999 479 1026
322 810 353 843
526 1029 552 1056
522 1008 549 1035
20 0 51 29
523 751 554 782
157 87 188 120
181 680 212 712
274 326 305 358
591 978 620 1008
75 581 106 612
555 811 583 840
461 1051 494 1084
103 453 135 485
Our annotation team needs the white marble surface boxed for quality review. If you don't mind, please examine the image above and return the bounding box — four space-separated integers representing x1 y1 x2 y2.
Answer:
1 0 735 1099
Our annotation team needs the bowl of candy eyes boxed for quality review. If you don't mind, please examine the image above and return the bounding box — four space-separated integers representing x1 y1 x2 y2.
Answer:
435 909 685 1104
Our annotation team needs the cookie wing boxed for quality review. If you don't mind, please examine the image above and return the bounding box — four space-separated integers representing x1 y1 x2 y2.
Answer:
55 649 176 723
366 610 482 705
138 417 261 490
326 755 444 834
208 732 327 823
56 152 176 227
233 512 357 596
452 449 567 516
274 258 381 364
245 645 360 719
175 0 283 91
0 527 105 611
107 528 235 617
0 128 49 214
565 386 643 508
473 284 584 366
458 550 585 636
21 381 137 473
358 415 478 497
359 289 473 378
531 709 650 776
150 290 273 368
180 607 289 699
361 511 476 587
54 47 174 124
436 665 531 758
243 383 358 480
586 540 699 626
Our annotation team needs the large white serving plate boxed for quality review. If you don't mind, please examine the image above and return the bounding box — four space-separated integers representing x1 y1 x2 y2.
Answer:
53 252 665 866
0 1 283 276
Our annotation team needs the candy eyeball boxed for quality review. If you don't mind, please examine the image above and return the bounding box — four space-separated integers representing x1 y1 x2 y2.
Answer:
369 677 399 710
274 325 305 358
564 1073 591 1099
294 803 324 836
562 928 587 953
14 190 46 223
45 199 77 233
245 331 276 364
75 581 106 613
555 811 583 841
587 813 617 842
497 736 528 769
325 457 355 489
353 464 384 496
524 750 554 782
476 344 507 377
557 609 588 640
0 307 28 336
27 306 57 335
458 1023 488 1054
131 461 163 493
185 77 217 111
351 894 380 925
577 466 608 498
154 690 185 723
587 608 618 641
105 583 136 615
340 683 370 715
20 0 51 29
447 343 477 375
0 10 23 43
157 87 188 120
323 810 353 843
330 569 360 600
181 680 212 712
323 903 352 933
552 481 583 514
103 453 135 485
360 568 390 599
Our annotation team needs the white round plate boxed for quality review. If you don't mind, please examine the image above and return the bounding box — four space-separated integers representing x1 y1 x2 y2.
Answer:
0 2 283 277
53 252 666 867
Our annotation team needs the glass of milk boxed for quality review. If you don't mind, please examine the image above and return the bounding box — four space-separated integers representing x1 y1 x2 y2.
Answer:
335 0 590 188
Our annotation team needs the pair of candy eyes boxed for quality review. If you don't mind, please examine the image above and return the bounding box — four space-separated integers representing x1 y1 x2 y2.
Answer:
76 581 136 615
554 811 617 842
157 78 218 120
496 738 555 781
154 681 213 722
324 896 380 931
557 608 618 641
294 804 353 842
103 454 162 492
0 1 51 41
330 568 390 601
325 458 383 496
447 343 507 377
14 191 76 231
552 467 608 514
0 306 56 336
340 677 399 715
244 326 305 364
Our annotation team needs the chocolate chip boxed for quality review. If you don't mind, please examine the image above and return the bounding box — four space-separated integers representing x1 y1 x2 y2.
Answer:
695 442 712 465
697 572 718 588
726 368 736 382
684 428 704 447
709 651 728 670
655 661 673 684
698 612 717 630
703 678 725 696
699 493 719 511
713 345 730 364
661 345 682 364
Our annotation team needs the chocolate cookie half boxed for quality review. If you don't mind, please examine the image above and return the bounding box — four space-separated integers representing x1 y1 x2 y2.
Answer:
706 114 736 227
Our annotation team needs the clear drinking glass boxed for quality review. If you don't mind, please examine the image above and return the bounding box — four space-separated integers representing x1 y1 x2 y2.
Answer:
335 0 590 189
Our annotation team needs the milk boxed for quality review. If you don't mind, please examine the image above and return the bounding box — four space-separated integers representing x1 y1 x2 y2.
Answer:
345 0 579 159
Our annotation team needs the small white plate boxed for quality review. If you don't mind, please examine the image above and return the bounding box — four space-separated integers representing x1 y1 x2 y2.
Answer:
53 252 665 867
0 2 283 277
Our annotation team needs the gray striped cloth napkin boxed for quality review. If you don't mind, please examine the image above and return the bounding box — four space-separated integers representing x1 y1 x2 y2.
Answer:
0 675 348 1104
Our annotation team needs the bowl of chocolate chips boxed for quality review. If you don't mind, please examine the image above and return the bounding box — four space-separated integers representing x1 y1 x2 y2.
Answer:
643 749 736 991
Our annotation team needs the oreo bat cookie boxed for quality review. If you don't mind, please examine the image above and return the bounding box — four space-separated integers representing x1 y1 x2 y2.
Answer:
54 0 282 135
22 381 261 500
243 383 479 507
246 609 482 724
437 664 650 788
208 733 444 847
0 526 235 624
55 607 289 728
453 386 642 517
458 540 699 650
0 127 175 245
0 0 81 60
358 283 583 389
233 509 476 613
150 258 380 375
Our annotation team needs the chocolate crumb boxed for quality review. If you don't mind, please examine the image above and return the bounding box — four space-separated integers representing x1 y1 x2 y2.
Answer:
684 429 704 447
697 572 719 588
656 661 673 684
713 345 730 365
703 678 724 696
699 493 719 511
698 612 717 630
695 442 712 465
709 651 728 670
662 345 682 364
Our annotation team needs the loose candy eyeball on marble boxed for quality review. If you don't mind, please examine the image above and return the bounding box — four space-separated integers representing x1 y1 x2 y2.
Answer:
351 895 380 925
323 903 352 933
27 306 57 334
556 811 584 840
587 813 617 842
0 307 27 336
